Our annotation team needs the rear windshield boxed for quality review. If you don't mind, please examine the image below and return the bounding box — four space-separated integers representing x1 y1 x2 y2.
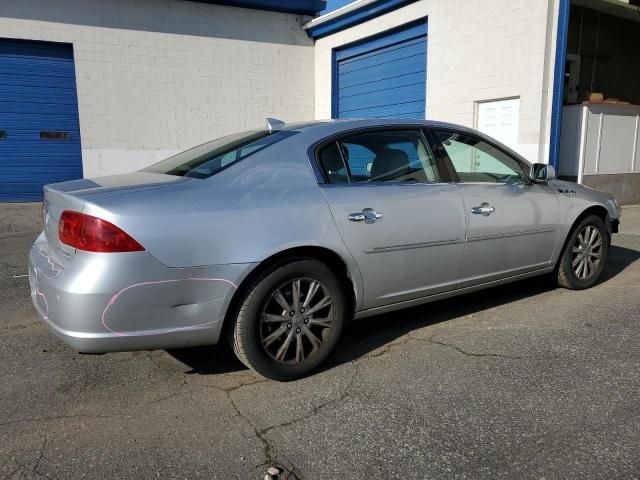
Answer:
143 129 296 179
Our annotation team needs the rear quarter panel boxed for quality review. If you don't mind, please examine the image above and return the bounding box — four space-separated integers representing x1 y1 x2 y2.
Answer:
79 135 364 306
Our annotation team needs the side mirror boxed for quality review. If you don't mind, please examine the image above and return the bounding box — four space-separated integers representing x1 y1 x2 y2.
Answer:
530 163 555 183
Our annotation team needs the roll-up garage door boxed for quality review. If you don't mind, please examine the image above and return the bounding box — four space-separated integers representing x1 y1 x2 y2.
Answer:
333 21 427 119
0 39 83 202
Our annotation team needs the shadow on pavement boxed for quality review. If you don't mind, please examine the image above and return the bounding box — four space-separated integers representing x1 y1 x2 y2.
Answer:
167 340 247 375
168 244 639 377
599 244 640 282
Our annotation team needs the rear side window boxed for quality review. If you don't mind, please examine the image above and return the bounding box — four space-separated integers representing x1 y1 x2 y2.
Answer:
318 142 349 184
318 129 440 184
143 129 297 179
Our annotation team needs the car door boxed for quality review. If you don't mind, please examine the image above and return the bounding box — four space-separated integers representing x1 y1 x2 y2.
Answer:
317 128 467 309
429 128 560 287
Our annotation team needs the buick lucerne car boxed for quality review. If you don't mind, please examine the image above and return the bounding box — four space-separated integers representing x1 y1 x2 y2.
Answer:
29 119 621 380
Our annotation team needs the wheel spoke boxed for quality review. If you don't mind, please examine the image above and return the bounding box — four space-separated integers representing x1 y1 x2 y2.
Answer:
586 257 595 277
310 305 333 329
572 247 582 254
310 317 333 328
583 258 591 278
263 313 288 324
263 324 288 348
588 227 598 246
273 289 292 313
590 251 601 259
572 255 582 268
591 239 602 249
302 326 322 352
295 333 304 362
306 295 332 316
303 281 320 309
581 259 589 279
275 330 295 361
579 229 587 245
582 258 589 278
292 279 301 312
575 259 585 278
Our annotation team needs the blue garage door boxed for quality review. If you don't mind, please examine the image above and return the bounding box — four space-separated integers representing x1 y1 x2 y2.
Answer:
334 21 427 119
0 39 82 202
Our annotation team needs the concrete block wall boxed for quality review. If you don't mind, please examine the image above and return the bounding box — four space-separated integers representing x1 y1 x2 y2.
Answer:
314 0 561 163
0 0 315 176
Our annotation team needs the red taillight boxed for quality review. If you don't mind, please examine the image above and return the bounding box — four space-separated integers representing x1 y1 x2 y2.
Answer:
58 211 144 253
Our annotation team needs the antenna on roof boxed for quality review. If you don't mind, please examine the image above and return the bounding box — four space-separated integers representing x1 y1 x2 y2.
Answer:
265 117 285 133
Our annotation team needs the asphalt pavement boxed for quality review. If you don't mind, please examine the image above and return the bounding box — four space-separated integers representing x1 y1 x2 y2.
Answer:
1 203 639 479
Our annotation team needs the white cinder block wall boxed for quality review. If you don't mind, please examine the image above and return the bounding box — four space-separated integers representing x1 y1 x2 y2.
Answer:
0 0 315 176
314 0 561 164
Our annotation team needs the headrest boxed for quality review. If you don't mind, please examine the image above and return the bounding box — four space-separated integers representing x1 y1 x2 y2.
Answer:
371 149 411 181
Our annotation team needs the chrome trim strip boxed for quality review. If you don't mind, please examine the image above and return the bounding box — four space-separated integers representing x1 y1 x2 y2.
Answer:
363 238 462 254
467 227 556 242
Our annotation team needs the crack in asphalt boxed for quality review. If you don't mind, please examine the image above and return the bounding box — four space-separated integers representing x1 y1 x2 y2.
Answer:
197 362 360 480
225 390 281 474
0 413 127 429
31 435 48 479
361 331 522 361
262 360 359 437
204 377 300 477
418 336 523 360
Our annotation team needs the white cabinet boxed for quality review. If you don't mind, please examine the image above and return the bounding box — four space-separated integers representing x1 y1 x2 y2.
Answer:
559 104 640 181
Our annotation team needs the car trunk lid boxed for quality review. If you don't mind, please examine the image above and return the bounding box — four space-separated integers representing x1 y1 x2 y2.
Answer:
42 172 189 265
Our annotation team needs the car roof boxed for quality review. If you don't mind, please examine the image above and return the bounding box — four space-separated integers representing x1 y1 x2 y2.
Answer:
279 118 475 135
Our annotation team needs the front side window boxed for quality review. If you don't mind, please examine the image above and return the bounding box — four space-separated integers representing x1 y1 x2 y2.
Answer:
318 130 440 184
143 129 296 179
433 130 526 184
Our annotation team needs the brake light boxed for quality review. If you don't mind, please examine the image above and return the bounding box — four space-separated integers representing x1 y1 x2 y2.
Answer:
58 211 144 253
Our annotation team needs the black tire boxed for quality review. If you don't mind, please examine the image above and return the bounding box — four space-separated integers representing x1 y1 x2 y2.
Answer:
556 215 609 290
230 258 347 381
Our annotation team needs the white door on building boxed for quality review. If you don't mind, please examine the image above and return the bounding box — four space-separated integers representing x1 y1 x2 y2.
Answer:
476 98 520 152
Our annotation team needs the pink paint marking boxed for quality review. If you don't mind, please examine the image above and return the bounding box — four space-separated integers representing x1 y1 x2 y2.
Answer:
101 277 238 337
34 287 49 321
31 270 49 320
38 246 62 279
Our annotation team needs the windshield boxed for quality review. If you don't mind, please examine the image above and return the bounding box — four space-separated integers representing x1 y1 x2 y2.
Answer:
143 129 297 179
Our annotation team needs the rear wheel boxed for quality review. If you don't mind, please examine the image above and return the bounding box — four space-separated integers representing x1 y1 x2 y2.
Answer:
230 258 347 381
556 215 609 289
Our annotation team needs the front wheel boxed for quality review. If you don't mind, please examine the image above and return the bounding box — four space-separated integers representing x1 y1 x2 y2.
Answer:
556 215 609 290
230 258 347 381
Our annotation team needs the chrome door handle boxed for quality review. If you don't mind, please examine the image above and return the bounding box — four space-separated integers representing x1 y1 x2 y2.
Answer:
471 203 496 215
348 208 382 223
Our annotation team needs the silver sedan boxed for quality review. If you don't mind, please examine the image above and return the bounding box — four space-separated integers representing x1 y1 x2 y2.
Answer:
29 119 622 380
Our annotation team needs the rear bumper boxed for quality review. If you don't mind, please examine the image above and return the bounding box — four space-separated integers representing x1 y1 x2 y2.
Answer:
29 233 256 353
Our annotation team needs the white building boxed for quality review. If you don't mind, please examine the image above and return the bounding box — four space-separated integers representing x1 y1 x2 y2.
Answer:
1 0 639 203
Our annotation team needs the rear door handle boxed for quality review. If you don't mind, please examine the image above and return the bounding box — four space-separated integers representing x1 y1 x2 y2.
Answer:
471 203 496 215
348 208 382 223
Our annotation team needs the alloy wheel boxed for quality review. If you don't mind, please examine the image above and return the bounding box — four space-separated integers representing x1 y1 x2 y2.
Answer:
571 225 603 280
260 277 334 364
